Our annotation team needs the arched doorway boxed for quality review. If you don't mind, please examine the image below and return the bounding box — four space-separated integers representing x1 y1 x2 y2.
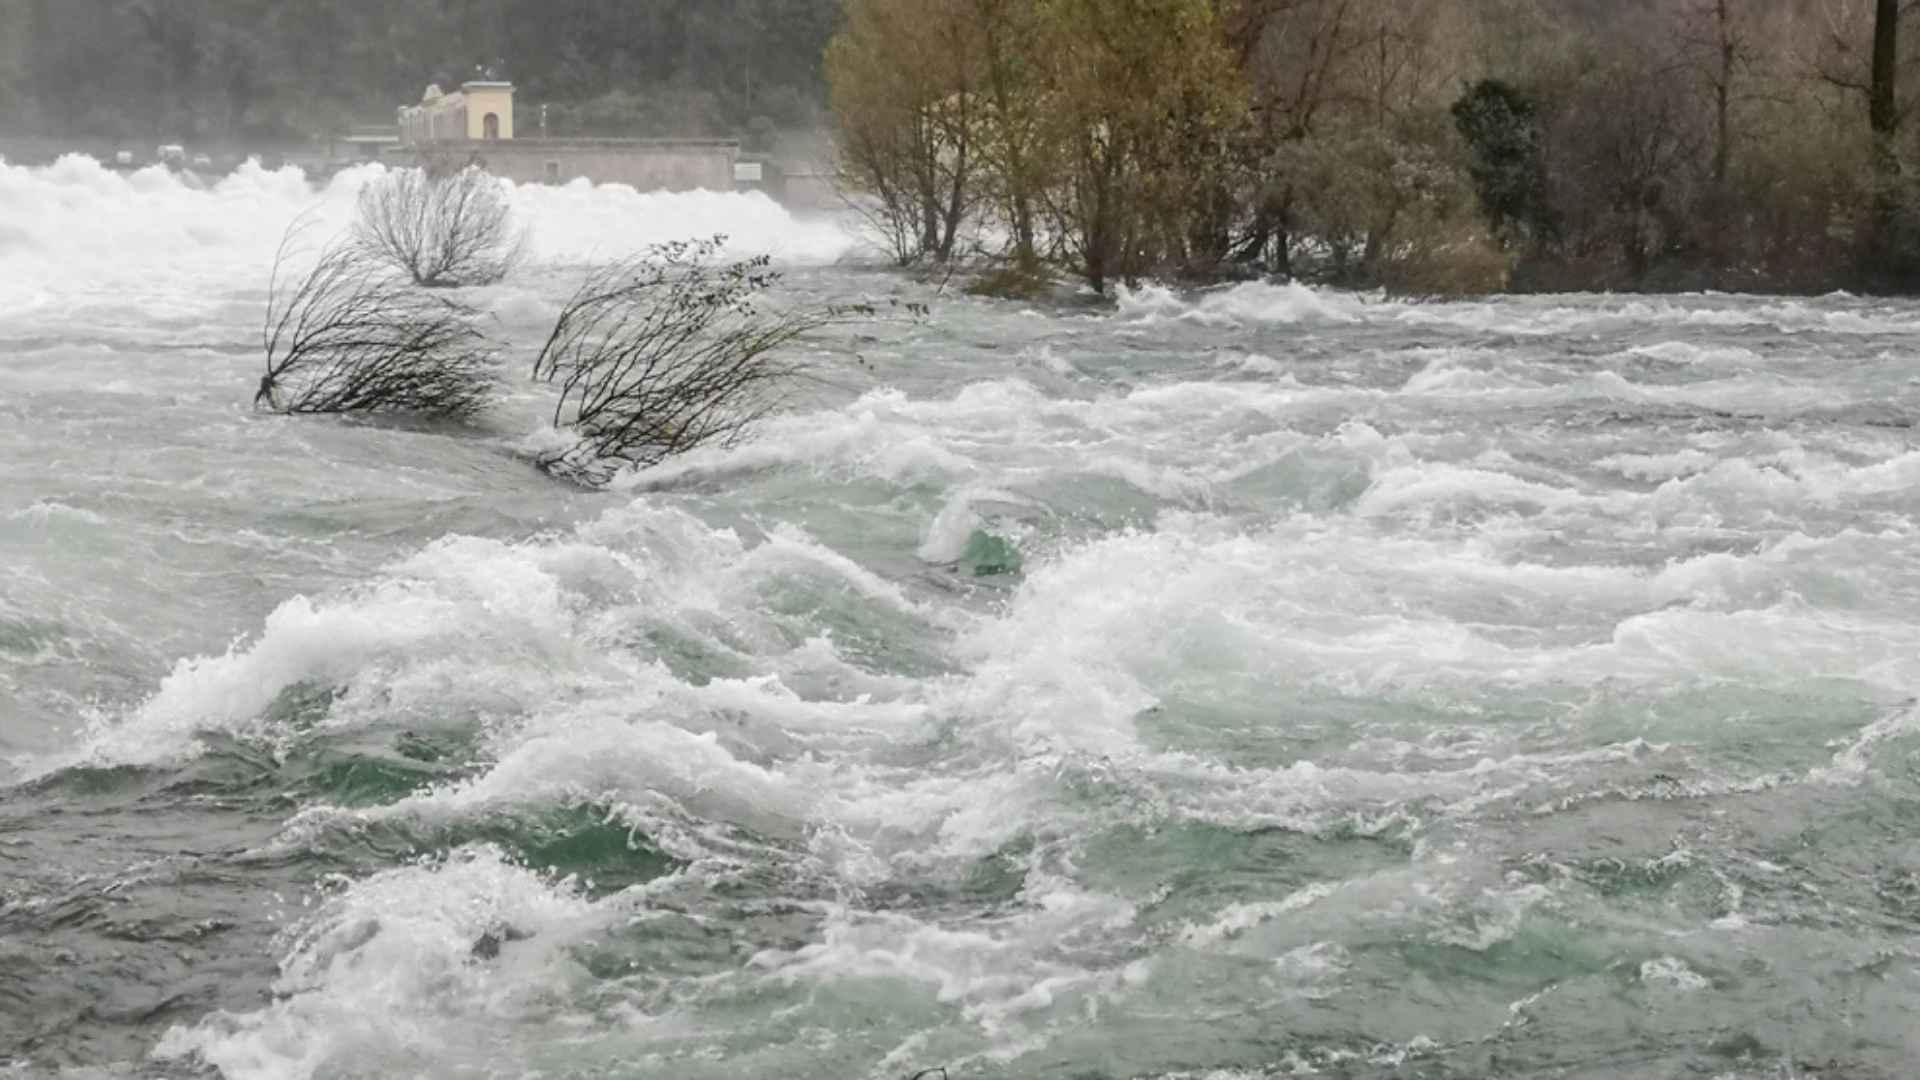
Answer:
483 113 501 140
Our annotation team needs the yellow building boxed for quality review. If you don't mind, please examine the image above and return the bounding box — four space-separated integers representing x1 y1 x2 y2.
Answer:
398 81 515 144
392 77 741 193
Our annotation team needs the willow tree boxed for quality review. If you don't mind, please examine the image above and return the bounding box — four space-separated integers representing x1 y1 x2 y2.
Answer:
972 0 1054 269
1035 0 1246 290
826 0 985 263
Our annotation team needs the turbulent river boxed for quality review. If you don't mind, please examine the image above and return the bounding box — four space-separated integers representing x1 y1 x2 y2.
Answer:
4 157 1920 1080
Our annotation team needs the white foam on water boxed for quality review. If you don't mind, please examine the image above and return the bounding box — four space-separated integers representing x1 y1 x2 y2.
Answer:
619 377 1373 501
1178 883 1338 947
1810 703 1920 785
1270 941 1352 1000
752 878 1144 1045
1595 448 1724 481
2 501 111 528
132 475 1754 1072
1646 447 1920 514
90 488 1123 1068
1116 280 1920 336
1398 353 1838 414
95 474 1920 1075
1117 280 1365 326
1211 350 1295 377
1628 340 1765 366
153 846 604 1080
950 508 1920 719
1355 460 1599 517
0 155 857 328
379 705 820 847
505 176 854 264
54 534 602 772
618 388 984 490
1409 294 1920 336
1573 370 1835 413
33 500 946 780
1638 956 1712 993
917 485 1036 563
1401 354 1541 396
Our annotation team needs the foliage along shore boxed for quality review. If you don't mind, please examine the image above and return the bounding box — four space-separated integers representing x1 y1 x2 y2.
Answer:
828 0 1920 298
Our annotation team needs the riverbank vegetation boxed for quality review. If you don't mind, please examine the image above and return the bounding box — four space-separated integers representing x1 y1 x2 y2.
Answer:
827 0 1920 295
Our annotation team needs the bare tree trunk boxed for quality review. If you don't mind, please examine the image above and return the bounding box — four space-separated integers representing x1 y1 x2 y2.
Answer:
1080 143 1115 293
917 117 944 257
1713 0 1732 189
1273 187 1295 280
1705 0 1736 267
940 133 970 260
1011 189 1037 268
980 3 1039 269
921 189 943 256
1869 0 1901 274
1872 0 1899 156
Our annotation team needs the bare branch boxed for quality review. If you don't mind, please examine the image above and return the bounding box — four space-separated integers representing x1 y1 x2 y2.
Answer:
353 167 529 288
529 237 869 487
257 230 497 420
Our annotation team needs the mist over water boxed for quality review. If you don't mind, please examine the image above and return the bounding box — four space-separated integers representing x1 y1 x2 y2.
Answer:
4 156 1920 1079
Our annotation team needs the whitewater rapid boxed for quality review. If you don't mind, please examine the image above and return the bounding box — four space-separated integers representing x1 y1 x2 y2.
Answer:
3 156 1920 1079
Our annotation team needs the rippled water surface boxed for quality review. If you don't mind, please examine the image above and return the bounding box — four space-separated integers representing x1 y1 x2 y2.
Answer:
4 157 1920 1079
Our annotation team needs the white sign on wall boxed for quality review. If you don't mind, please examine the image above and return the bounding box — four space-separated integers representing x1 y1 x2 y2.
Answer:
733 162 764 183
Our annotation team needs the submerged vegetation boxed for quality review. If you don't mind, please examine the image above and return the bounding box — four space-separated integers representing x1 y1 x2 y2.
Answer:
530 239 837 487
827 0 1920 295
256 232 496 420
353 166 527 289
256 191 851 488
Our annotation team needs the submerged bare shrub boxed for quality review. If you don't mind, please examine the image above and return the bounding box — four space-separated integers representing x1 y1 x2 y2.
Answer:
530 237 845 486
353 166 527 288
254 233 496 419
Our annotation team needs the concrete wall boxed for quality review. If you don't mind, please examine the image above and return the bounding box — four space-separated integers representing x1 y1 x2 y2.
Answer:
437 139 740 192
779 170 842 211
400 97 468 145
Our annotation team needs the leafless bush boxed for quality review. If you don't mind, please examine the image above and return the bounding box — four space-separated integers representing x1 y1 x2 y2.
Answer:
353 166 528 288
254 231 496 419
529 237 852 486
